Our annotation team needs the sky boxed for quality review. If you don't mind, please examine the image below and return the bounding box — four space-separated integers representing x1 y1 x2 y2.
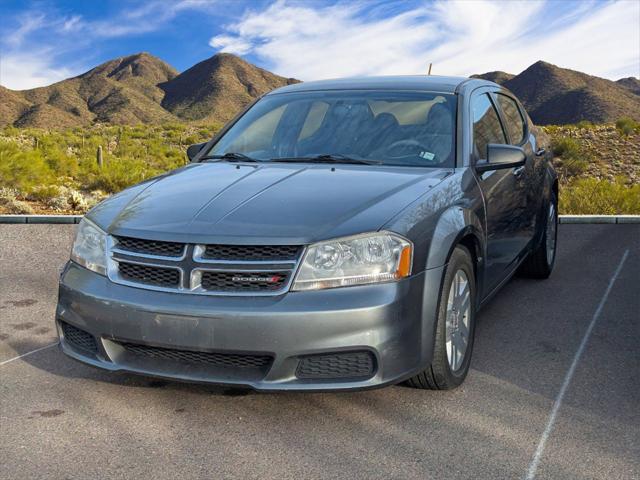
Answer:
0 0 638 90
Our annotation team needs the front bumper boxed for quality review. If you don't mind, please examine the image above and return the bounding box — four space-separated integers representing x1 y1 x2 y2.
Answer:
56 262 444 391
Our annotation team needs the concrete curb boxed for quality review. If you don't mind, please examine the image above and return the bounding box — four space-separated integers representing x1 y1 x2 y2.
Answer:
1 214 639 224
558 215 640 224
0 215 83 224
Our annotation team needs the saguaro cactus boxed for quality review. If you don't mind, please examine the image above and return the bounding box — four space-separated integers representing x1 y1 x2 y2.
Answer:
97 145 103 168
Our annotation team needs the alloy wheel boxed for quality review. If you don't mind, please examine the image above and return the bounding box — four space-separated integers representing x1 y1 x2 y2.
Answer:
445 269 471 372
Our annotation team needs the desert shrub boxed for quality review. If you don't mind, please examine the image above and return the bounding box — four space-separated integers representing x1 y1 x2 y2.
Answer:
575 120 595 129
183 135 200 145
550 137 590 180
0 188 35 214
0 141 54 192
560 177 640 214
87 157 158 193
615 117 640 136
0 197 35 214
44 147 79 177
551 137 580 157
28 185 61 202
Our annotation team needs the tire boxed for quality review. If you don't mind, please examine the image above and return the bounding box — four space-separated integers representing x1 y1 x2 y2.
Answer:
519 192 557 279
406 246 476 390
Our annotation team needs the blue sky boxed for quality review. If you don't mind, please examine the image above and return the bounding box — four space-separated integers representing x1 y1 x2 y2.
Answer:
1 0 638 90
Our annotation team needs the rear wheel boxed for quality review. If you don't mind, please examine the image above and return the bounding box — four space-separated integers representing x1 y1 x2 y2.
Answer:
519 192 557 279
406 246 476 390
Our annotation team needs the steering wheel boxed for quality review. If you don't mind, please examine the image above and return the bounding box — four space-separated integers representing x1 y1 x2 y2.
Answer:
383 139 436 161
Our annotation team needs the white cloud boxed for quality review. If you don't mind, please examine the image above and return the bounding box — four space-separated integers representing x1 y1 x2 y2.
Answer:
210 0 640 80
209 35 254 55
4 13 46 48
0 52 74 90
0 0 218 89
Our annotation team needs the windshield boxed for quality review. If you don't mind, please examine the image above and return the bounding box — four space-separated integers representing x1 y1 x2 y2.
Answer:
205 90 456 167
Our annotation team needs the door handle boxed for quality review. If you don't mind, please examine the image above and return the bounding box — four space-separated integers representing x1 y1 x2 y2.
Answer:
513 166 525 178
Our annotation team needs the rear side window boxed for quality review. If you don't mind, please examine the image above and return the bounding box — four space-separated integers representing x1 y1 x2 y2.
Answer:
471 94 506 160
496 94 526 145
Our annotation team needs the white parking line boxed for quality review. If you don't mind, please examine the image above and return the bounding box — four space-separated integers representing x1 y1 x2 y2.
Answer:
525 249 630 480
0 342 59 366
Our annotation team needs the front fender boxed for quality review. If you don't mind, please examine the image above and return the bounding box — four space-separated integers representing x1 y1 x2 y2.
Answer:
425 206 485 271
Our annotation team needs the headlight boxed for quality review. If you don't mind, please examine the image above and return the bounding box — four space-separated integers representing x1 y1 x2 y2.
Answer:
71 218 107 275
292 232 412 291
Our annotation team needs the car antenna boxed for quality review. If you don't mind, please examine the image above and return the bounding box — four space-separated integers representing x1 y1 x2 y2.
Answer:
427 63 433 75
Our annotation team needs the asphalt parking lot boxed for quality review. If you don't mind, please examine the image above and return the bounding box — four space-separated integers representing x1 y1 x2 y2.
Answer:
0 224 638 480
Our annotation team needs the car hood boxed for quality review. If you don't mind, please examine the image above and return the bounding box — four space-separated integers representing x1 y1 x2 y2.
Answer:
89 162 450 244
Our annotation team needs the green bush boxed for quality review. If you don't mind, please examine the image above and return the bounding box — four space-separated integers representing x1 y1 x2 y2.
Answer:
28 185 62 202
615 117 640 136
0 141 54 192
560 177 640 214
550 137 590 180
551 137 581 157
87 157 159 193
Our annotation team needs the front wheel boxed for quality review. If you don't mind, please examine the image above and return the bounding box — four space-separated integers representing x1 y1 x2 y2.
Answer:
519 192 557 279
406 246 476 390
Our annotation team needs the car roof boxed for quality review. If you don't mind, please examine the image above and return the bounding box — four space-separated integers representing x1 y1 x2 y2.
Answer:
267 75 489 95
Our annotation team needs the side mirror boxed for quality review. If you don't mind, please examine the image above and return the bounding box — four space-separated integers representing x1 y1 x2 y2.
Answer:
186 142 207 162
475 144 526 172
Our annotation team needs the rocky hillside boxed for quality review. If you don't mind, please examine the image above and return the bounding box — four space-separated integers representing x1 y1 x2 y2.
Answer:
160 53 298 123
544 124 639 185
617 77 640 95
2 53 179 128
1 53 297 128
470 71 514 85
474 61 640 125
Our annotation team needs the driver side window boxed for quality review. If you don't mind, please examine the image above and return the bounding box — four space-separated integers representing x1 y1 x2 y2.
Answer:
471 94 506 161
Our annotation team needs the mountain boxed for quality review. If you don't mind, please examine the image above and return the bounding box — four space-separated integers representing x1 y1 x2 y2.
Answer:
616 77 640 96
2 53 179 128
474 61 640 125
160 53 298 123
0 52 297 128
2 54 638 128
470 71 514 85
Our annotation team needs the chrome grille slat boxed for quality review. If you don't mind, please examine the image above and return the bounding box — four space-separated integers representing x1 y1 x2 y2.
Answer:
203 244 301 261
107 236 302 296
114 236 186 258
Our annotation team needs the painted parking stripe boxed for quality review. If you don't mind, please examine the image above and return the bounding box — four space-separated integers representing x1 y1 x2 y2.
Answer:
0 342 59 366
525 249 630 480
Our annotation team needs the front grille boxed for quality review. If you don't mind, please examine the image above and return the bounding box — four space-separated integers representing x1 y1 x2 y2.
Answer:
60 322 98 353
203 244 301 261
115 236 185 257
200 271 289 292
296 351 376 380
108 236 303 295
119 342 273 369
119 262 180 287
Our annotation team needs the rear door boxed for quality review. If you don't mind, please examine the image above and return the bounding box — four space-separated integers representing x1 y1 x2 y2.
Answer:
493 92 538 243
471 91 529 295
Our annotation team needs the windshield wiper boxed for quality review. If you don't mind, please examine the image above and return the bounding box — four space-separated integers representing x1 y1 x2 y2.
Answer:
200 152 261 162
270 154 381 165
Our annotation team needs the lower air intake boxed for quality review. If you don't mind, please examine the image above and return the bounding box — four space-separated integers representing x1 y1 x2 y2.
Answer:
296 351 376 380
118 342 274 369
60 322 98 353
